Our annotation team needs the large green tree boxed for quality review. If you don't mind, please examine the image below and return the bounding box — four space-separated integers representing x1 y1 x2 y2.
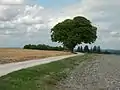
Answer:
51 16 97 52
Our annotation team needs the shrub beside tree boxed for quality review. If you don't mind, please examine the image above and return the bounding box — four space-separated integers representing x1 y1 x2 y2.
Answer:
23 44 65 51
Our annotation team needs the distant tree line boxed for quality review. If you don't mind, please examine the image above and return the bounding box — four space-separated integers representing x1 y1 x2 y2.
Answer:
23 44 112 54
23 44 65 51
76 45 110 54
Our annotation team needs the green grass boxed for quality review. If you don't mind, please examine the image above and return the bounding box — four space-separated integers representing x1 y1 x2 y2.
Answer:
0 54 96 90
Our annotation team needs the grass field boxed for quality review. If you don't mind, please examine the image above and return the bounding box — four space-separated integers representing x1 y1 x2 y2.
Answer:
0 54 96 90
0 48 71 64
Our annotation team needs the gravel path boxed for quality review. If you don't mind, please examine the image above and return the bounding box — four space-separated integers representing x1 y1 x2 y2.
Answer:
57 54 120 90
0 54 83 77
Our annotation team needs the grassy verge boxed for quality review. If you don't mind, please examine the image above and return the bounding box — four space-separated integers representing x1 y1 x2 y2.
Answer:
0 54 96 90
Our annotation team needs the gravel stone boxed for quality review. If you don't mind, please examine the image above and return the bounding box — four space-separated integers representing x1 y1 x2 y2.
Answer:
56 55 120 90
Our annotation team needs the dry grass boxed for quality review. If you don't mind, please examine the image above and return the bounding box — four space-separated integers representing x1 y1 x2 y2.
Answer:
0 48 72 64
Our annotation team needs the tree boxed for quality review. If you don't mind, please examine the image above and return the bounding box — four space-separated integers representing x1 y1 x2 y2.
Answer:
24 44 31 49
77 46 83 52
90 47 93 53
80 46 83 52
77 46 81 52
97 46 101 53
84 45 89 52
98 46 101 53
51 16 97 52
23 44 65 51
93 46 97 53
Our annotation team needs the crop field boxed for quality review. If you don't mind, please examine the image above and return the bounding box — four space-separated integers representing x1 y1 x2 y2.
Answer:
0 48 71 64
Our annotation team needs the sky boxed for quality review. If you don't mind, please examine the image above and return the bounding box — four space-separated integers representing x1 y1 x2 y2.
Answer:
0 0 120 49
35 0 80 8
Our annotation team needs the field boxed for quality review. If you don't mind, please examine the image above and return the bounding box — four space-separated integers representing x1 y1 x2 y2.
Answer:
0 48 71 64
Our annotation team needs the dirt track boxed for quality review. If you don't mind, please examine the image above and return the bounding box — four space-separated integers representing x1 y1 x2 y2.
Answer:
0 54 83 77
57 54 120 90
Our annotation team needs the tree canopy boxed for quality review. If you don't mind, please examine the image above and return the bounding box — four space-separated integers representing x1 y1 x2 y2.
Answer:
51 16 97 52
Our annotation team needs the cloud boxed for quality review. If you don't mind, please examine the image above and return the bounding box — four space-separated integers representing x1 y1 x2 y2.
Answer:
0 0 120 49
0 5 24 21
110 31 120 38
59 0 120 49
0 0 24 5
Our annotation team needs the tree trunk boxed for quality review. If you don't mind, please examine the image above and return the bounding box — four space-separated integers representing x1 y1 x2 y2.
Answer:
63 42 76 53
69 44 76 53
70 47 74 53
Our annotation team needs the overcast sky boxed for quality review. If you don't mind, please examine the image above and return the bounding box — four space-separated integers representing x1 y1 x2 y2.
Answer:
0 0 120 49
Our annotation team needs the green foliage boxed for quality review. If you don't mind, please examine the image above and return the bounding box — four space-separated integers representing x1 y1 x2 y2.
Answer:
77 46 83 52
90 47 93 53
97 46 101 53
80 46 83 52
24 44 65 51
77 46 81 52
51 16 97 52
77 45 102 54
84 45 89 52
92 46 101 53
93 46 97 53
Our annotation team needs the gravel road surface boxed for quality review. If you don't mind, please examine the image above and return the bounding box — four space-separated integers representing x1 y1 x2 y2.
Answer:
57 54 120 90
0 54 83 77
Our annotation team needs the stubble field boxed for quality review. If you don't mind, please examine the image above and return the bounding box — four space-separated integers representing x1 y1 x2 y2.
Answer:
0 48 71 64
